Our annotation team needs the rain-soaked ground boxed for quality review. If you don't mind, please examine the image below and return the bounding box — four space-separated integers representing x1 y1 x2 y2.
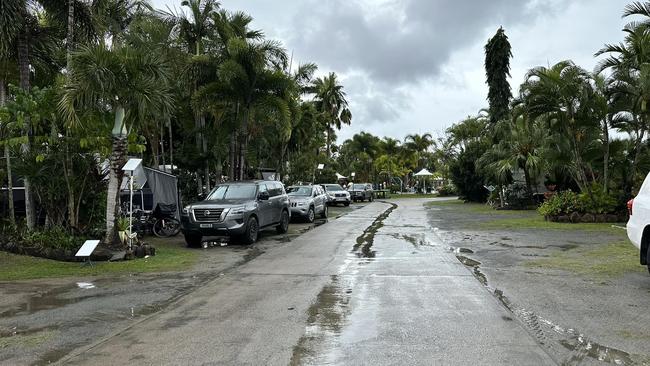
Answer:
0 203 366 365
428 201 650 366
3 198 649 365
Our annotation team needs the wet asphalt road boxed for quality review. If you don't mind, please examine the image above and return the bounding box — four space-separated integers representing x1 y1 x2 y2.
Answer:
58 199 554 365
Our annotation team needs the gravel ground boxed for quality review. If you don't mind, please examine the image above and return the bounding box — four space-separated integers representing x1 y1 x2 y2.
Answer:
427 200 650 366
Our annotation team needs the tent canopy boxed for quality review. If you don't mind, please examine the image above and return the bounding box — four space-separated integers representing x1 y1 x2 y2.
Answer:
414 168 433 176
336 173 347 180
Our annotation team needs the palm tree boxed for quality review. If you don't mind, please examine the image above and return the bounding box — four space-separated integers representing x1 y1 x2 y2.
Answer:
60 43 173 244
484 27 513 125
312 72 352 157
405 133 433 169
520 60 598 192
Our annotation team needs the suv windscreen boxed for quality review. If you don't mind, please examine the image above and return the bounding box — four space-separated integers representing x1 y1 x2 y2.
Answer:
325 185 343 191
287 187 312 196
207 184 257 200
352 184 366 190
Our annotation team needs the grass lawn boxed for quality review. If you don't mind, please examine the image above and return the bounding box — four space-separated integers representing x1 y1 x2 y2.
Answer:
525 239 641 277
426 199 623 232
0 240 199 281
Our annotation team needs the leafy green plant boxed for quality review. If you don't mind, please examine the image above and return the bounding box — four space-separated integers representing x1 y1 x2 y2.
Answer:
116 217 130 232
21 227 84 251
577 184 619 214
538 190 580 217
438 184 457 196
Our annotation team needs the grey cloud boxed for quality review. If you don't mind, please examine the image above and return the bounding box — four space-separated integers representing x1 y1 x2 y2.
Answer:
289 0 567 86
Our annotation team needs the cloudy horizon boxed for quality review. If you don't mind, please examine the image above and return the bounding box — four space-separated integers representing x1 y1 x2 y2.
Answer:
152 0 628 143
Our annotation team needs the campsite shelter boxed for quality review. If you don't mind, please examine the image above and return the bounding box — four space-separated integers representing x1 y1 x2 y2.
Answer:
119 167 181 218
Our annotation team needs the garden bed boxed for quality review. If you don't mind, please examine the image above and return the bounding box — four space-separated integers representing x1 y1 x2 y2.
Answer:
0 239 112 262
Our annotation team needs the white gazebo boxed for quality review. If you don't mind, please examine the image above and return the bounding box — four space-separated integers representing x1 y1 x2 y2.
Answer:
414 168 434 193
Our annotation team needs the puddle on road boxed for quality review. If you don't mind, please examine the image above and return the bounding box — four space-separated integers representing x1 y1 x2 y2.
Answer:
292 203 397 364
352 202 398 259
290 275 351 365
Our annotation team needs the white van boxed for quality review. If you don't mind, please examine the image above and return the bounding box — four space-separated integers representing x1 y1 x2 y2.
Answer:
626 173 650 274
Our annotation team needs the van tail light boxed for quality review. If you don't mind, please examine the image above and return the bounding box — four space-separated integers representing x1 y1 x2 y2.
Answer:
627 198 634 216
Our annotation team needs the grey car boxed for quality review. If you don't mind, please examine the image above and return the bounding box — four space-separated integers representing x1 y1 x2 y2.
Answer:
350 183 374 202
181 181 290 246
287 185 328 222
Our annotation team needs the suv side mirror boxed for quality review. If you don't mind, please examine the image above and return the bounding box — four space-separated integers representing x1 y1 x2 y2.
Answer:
258 191 270 200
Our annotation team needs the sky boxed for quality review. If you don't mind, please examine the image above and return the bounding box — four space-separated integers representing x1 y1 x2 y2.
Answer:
152 0 629 142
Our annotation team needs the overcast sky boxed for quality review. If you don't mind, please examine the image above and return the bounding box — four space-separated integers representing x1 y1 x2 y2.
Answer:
152 0 628 142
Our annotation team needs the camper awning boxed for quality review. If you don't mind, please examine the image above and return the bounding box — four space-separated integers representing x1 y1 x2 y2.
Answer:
414 168 433 176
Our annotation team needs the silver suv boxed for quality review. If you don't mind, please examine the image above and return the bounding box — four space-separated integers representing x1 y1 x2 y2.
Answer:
181 181 290 246
287 185 328 222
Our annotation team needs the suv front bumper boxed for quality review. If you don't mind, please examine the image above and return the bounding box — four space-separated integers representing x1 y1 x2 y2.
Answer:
181 215 247 237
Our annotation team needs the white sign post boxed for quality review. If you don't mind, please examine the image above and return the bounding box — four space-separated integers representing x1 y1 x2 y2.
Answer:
122 158 143 251
75 240 100 266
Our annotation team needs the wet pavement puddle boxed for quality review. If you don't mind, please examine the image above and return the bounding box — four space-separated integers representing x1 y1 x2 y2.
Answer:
291 202 399 365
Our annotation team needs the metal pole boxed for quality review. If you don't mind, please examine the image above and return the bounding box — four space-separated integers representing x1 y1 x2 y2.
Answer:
129 174 133 251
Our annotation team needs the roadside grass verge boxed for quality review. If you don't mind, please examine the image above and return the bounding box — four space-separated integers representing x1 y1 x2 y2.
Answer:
0 240 198 281
525 240 641 277
426 199 521 215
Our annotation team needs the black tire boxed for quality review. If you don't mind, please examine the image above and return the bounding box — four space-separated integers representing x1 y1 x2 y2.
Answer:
369 195 374 202
306 207 315 223
344 201 350 207
320 205 328 219
153 218 181 237
184 234 202 248
241 216 259 244
276 210 289 234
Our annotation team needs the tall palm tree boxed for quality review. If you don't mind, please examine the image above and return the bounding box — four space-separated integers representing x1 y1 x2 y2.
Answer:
312 72 352 157
405 133 433 169
60 43 173 244
520 60 598 192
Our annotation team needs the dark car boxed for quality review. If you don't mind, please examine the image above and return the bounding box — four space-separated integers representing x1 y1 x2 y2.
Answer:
350 183 374 202
180 181 290 246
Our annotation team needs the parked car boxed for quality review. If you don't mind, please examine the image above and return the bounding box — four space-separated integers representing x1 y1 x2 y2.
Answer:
181 181 290 247
322 184 351 206
627 173 650 274
349 183 374 202
287 185 328 222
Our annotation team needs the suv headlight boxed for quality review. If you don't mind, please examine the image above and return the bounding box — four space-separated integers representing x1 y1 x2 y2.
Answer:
182 206 190 214
229 206 246 215
296 202 306 206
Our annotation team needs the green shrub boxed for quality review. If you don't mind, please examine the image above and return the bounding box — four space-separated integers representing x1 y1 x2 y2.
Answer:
577 184 619 214
16 227 84 251
538 191 580 216
438 184 457 196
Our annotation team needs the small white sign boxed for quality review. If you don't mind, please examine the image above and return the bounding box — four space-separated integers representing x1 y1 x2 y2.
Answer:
351 172 356 177
317 164 325 170
75 240 100 257
122 158 143 172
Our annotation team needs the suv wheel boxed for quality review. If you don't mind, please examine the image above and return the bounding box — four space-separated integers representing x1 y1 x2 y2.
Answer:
369 194 374 202
306 207 315 223
320 205 328 219
185 234 202 248
241 216 259 244
276 210 289 234
344 201 350 207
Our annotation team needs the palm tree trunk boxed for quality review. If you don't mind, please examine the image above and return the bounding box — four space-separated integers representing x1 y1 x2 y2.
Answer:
239 108 250 181
602 116 610 193
229 130 236 181
1 80 14 225
168 118 174 173
67 0 74 70
105 106 128 245
17 29 35 230
631 127 646 191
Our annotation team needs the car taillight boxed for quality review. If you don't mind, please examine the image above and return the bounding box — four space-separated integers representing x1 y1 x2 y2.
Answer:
627 198 634 216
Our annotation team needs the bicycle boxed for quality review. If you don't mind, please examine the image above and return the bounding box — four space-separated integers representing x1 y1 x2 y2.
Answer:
121 203 181 238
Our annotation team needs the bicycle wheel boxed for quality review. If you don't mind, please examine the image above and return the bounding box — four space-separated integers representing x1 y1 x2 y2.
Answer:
153 217 181 237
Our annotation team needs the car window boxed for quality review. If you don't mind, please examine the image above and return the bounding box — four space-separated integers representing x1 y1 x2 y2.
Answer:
267 182 280 197
287 186 312 196
325 184 343 191
352 184 365 190
207 184 257 200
